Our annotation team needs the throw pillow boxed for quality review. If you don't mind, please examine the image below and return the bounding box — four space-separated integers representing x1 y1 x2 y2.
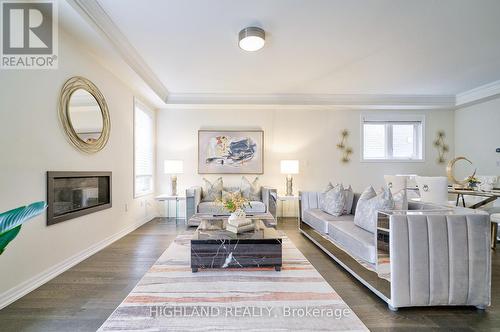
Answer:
201 177 223 202
322 182 355 215
384 175 408 210
240 176 261 201
320 184 346 217
343 185 355 214
354 186 394 233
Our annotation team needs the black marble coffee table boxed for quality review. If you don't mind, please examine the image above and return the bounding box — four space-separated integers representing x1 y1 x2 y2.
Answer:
190 219 282 272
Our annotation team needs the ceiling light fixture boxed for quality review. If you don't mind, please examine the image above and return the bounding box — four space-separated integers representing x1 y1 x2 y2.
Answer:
238 27 265 52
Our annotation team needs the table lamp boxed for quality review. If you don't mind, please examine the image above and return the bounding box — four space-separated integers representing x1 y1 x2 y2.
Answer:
280 160 299 196
164 160 183 196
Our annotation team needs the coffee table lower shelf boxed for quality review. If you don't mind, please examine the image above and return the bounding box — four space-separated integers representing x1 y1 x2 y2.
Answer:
191 239 282 272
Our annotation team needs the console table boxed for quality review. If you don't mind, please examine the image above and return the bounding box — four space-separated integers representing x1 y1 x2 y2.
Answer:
155 195 185 223
448 188 500 208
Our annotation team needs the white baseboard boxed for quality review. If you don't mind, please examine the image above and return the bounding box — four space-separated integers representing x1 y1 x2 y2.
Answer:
0 215 154 310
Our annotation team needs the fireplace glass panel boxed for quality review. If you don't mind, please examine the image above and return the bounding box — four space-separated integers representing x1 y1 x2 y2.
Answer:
47 172 112 225
52 177 110 216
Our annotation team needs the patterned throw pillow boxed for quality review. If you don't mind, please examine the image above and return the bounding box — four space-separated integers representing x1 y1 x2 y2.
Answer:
354 186 394 233
222 186 241 200
322 182 354 215
384 175 408 210
240 176 261 201
201 177 223 202
343 185 355 215
320 184 346 217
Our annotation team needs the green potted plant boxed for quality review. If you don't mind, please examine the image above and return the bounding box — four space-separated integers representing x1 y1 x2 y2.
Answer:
0 201 46 255
466 175 481 190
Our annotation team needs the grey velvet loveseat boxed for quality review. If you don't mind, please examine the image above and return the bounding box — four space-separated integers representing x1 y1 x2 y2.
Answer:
186 185 277 225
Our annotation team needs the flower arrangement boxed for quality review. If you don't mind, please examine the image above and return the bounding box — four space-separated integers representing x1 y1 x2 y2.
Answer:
466 175 481 189
216 192 250 213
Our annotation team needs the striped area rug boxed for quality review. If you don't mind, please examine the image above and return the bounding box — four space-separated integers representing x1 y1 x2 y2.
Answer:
98 234 368 331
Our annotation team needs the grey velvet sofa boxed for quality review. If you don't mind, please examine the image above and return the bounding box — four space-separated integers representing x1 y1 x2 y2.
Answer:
186 186 277 224
299 191 491 311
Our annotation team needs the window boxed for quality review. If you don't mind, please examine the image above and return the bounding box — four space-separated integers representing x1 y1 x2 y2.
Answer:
361 114 424 161
134 100 154 197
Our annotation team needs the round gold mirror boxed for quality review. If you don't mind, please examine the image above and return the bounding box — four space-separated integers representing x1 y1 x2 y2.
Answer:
446 156 476 187
59 76 110 153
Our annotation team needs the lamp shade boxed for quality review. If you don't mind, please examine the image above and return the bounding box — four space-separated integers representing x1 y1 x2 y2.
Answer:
280 160 299 174
164 160 183 174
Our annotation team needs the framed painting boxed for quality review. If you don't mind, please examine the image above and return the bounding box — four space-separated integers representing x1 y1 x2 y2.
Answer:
198 130 264 174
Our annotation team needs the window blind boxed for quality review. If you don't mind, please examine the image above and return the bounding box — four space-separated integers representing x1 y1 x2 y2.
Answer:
134 102 154 197
361 113 424 161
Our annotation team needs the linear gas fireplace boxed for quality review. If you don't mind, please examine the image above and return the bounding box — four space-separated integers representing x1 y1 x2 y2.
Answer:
47 171 112 225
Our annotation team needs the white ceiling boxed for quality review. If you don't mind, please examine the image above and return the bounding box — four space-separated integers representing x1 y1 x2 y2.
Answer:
96 0 500 97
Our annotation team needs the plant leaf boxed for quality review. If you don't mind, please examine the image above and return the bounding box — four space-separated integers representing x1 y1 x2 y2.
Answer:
0 225 21 255
0 201 46 235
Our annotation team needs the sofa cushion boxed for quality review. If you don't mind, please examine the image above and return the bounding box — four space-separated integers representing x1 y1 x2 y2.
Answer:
198 201 266 214
303 208 354 234
327 220 376 264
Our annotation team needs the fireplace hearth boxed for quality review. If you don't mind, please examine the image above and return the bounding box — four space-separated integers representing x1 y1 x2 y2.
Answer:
47 171 112 225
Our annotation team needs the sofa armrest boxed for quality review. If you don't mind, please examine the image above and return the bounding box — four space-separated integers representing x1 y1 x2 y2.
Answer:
298 191 322 221
261 186 277 219
389 211 491 308
186 186 202 223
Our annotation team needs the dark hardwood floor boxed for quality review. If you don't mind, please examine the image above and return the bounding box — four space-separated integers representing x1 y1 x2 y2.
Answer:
0 217 499 331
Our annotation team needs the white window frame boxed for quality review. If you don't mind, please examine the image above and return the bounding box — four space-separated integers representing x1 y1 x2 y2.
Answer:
133 98 155 198
360 113 425 162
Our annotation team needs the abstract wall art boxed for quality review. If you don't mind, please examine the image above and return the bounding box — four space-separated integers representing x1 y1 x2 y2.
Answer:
198 130 264 174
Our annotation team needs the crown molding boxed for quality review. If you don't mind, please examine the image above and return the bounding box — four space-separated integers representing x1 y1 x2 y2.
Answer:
162 93 455 110
67 0 169 103
64 1 499 110
456 80 500 108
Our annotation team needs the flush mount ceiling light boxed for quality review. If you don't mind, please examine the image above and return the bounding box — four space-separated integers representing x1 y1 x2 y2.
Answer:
238 27 265 52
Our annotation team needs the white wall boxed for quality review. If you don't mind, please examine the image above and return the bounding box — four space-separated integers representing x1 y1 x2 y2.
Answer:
0 30 157 306
157 108 455 216
455 97 500 177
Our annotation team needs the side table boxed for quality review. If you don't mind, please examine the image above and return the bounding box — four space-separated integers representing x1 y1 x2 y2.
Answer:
277 195 300 220
155 195 186 223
